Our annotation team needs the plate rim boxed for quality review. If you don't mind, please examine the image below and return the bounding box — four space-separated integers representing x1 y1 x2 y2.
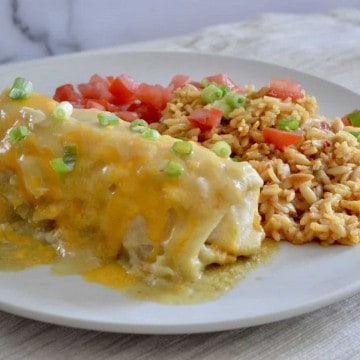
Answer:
0 277 359 334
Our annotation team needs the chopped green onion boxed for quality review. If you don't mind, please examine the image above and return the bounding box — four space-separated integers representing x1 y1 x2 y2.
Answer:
201 84 223 104
8 77 33 100
212 100 233 119
63 143 77 155
211 141 232 158
53 101 73 120
129 119 149 133
218 85 230 96
97 112 120 126
223 92 246 109
50 158 73 174
172 141 193 156
9 126 29 145
141 128 160 140
201 78 210 88
348 111 360 126
231 156 241 162
164 160 184 177
63 143 77 170
50 143 77 174
350 131 360 142
277 118 300 131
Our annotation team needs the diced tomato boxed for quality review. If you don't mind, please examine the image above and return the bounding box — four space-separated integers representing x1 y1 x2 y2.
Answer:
53 84 84 105
135 83 171 110
84 99 111 111
109 74 139 105
105 103 124 113
78 81 113 101
89 74 109 86
206 74 238 89
168 74 192 92
342 109 360 126
341 116 351 126
187 108 223 130
263 127 303 150
267 78 304 101
231 85 245 93
189 81 203 89
127 102 161 124
115 110 139 122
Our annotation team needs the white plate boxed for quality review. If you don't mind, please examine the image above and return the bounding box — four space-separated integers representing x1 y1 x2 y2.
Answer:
0 51 360 334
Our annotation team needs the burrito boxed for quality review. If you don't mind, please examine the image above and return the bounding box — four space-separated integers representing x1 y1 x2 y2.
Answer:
0 87 264 282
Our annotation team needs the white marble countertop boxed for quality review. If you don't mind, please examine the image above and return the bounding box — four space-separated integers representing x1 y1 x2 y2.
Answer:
1 6 360 360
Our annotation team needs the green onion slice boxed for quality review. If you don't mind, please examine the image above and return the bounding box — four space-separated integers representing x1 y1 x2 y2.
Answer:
350 131 360 142
50 143 77 174
50 158 73 174
201 84 223 104
97 112 120 126
172 141 193 156
223 92 246 109
62 143 77 169
277 118 300 131
348 111 360 126
129 119 149 133
53 101 73 120
141 128 160 140
201 78 210 88
164 160 184 177
9 126 29 145
212 100 233 119
218 85 230 96
210 141 232 158
8 77 33 100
